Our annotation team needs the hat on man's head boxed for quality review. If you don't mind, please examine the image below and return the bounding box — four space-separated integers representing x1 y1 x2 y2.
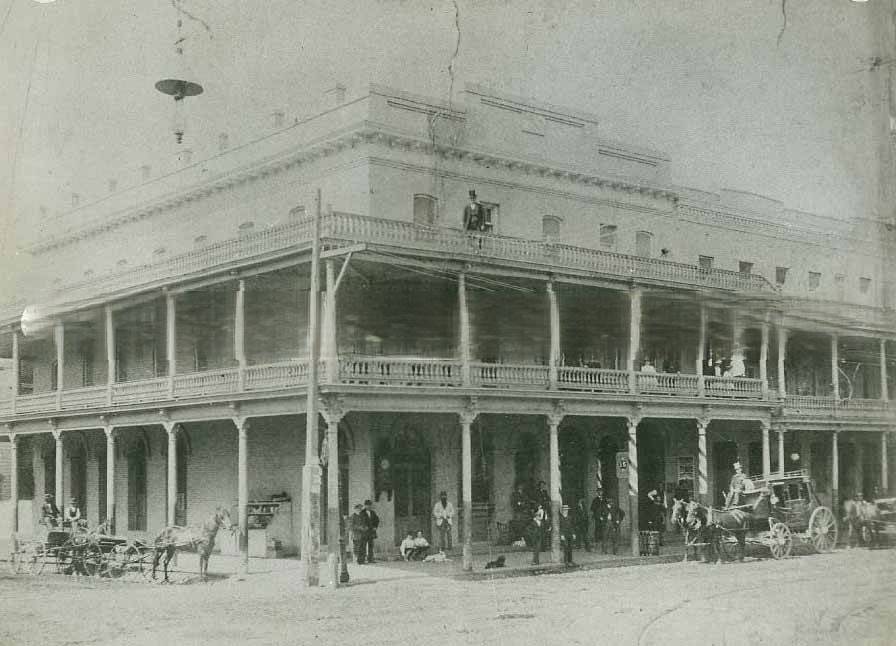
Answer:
468 189 477 198
647 490 658 500
364 499 373 506
439 490 447 497
354 503 363 510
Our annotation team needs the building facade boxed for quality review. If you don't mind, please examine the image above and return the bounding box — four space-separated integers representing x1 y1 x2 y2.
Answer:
0 84 894 566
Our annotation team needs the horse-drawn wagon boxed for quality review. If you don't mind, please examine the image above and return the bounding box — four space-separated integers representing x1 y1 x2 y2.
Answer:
680 469 838 561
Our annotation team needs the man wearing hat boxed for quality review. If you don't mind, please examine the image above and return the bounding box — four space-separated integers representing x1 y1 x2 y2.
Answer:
558 503 576 566
360 500 380 563
64 498 82 531
432 490 455 553
350 503 368 564
40 494 60 528
462 189 487 232
724 461 748 509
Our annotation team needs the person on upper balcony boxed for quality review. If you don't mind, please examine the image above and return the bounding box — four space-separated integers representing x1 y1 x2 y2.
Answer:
463 189 487 232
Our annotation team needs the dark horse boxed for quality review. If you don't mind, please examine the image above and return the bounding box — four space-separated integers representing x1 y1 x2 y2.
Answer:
152 507 235 582
685 491 773 562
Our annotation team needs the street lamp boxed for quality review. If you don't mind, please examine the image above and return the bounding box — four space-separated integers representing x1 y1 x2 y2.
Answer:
155 79 203 144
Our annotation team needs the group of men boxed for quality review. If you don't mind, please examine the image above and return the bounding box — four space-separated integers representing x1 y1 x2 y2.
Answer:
39 494 84 531
349 500 380 564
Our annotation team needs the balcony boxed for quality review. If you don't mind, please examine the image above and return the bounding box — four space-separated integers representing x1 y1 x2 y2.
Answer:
0 212 779 325
784 395 892 417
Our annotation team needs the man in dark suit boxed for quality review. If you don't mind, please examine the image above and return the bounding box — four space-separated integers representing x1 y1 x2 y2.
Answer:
590 488 609 549
360 499 380 563
350 503 368 564
463 189 488 232
559 504 576 565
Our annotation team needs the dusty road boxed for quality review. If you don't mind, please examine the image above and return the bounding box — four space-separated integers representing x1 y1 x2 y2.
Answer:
1 549 893 646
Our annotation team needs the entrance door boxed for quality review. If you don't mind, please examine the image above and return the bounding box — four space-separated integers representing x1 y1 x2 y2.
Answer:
714 441 739 507
560 428 587 508
128 442 147 531
392 430 430 545
637 423 666 530
70 440 87 519
175 434 188 526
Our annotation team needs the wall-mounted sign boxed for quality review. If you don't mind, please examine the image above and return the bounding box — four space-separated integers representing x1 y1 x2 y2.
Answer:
616 452 629 478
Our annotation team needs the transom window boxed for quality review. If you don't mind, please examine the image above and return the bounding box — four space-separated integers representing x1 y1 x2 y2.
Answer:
698 255 714 271
635 231 653 258
739 261 753 275
542 215 562 240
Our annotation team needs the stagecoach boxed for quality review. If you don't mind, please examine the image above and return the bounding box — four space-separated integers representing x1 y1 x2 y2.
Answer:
7 523 129 577
710 469 838 560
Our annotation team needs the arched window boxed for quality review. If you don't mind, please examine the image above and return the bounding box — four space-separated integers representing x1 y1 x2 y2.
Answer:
413 194 438 226
635 231 653 258
542 215 562 240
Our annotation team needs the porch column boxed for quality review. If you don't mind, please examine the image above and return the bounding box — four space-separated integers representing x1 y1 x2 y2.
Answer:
696 419 709 504
854 441 864 496
11 329 18 414
460 408 477 571
759 318 769 400
830 334 840 400
547 407 564 563
324 261 338 384
105 305 115 405
234 417 249 579
547 281 560 390
628 287 642 394
165 423 178 526
777 323 787 399
104 426 115 532
166 293 176 398
696 303 707 397
731 309 742 353
458 273 471 387
832 431 840 513
235 280 246 390
54 323 64 410
322 401 346 587
627 416 639 556
777 428 786 477
53 428 63 505
8 433 17 533
761 421 771 480
882 433 889 494
880 339 888 402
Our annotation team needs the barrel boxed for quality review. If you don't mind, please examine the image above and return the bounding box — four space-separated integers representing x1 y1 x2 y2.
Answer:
639 530 661 556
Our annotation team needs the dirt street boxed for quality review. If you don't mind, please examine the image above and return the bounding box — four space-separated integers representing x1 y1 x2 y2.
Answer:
1 549 894 646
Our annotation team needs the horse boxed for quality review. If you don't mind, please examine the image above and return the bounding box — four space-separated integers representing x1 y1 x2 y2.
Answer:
151 507 235 582
843 496 879 548
684 492 773 562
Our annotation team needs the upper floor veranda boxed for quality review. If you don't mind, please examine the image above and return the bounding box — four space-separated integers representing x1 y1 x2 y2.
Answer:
0 241 893 431
7 83 895 322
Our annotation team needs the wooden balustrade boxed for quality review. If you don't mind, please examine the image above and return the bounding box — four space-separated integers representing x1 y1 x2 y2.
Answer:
557 367 629 392
111 377 170 405
636 372 700 396
340 356 463 386
60 386 108 410
244 361 309 390
704 376 763 399
173 369 241 398
14 391 59 414
469 362 551 389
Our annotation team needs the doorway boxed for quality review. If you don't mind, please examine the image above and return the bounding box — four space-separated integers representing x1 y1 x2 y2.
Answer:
391 429 431 545
714 441 739 507
560 427 587 508
637 423 666 529
127 438 148 531
69 437 87 519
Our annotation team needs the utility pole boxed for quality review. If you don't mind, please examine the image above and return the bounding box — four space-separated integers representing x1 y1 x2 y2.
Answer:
302 188 323 587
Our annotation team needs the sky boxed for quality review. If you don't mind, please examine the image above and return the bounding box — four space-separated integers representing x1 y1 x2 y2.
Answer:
0 0 887 305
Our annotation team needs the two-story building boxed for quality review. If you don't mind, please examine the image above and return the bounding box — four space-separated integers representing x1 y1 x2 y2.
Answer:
1 84 893 567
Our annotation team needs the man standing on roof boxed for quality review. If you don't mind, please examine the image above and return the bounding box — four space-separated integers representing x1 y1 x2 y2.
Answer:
724 461 748 508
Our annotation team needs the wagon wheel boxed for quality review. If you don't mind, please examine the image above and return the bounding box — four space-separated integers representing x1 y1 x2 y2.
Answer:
768 522 793 559
55 545 75 575
82 544 104 577
715 533 737 561
808 506 838 553
106 546 130 578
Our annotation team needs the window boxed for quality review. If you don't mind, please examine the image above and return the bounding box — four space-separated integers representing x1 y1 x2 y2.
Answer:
542 215 562 240
808 272 821 290
635 231 653 258
413 194 438 226
860 277 872 294
50 360 58 391
481 201 499 233
698 255 714 271
599 224 617 249
776 267 789 285
79 339 95 387
739 261 754 275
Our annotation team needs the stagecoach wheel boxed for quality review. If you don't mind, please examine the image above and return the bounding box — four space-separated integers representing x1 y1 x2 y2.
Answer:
808 506 838 553
715 533 736 561
769 522 793 559
107 546 128 578
82 544 104 577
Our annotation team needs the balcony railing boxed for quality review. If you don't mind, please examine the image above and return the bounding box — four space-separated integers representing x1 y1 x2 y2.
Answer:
557 367 629 393
784 395 891 413
4 359 891 420
2 212 779 324
340 356 463 386
704 376 763 399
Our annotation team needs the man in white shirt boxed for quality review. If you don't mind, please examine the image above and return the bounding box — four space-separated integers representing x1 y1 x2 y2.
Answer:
399 532 416 561
432 490 455 552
